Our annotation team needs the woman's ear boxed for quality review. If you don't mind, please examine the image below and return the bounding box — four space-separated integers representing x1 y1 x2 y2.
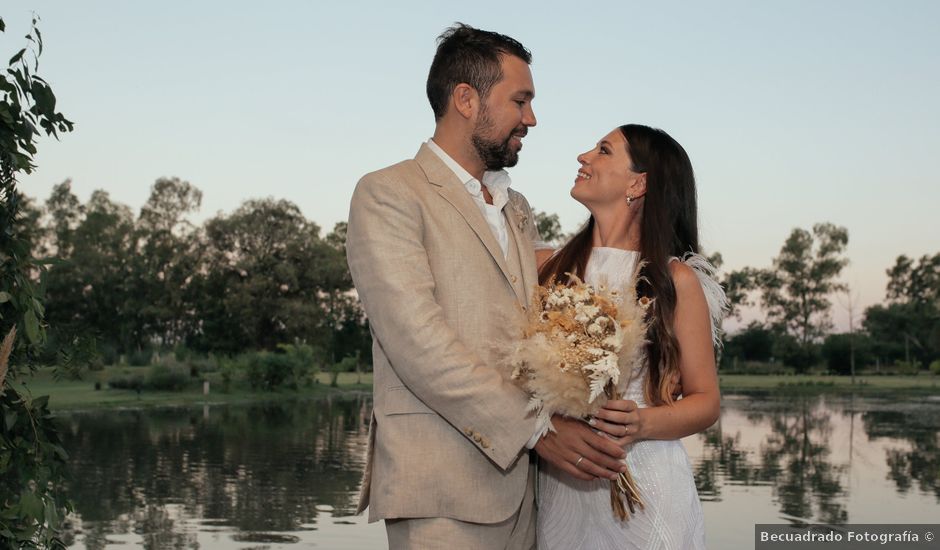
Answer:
628 173 647 200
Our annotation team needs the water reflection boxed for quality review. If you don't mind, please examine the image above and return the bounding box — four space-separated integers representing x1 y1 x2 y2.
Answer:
56 392 940 549
690 394 940 526
58 395 375 549
862 404 940 499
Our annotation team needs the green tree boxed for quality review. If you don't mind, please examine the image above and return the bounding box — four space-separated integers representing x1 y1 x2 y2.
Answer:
757 223 849 371
886 253 940 307
43 180 82 257
534 210 565 245
821 332 874 374
725 321 775 363
864 253 940 368
130 178 203 347
1 14 74 548
43 190 137 353
194 198 329 353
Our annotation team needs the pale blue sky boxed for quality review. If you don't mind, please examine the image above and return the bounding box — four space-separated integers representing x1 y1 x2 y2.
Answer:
4 1 939 330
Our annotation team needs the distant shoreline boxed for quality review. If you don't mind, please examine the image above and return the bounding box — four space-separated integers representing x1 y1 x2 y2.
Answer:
718 373 940 395
15 369 939 412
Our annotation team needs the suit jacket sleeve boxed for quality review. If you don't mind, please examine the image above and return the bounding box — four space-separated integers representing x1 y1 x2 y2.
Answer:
346 171 536 470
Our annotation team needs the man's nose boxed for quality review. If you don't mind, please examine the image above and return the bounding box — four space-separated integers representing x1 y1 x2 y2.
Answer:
523 104 537 127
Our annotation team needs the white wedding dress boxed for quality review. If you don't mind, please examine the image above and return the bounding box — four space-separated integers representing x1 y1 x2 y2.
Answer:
537 247 709 550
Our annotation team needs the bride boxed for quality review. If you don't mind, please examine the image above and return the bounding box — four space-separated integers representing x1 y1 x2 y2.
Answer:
534 124 723 549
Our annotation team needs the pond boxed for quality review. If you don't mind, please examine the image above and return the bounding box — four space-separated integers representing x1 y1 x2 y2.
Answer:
56 392 940 549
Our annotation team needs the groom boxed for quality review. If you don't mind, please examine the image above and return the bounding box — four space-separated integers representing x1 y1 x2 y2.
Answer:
346 23 627 549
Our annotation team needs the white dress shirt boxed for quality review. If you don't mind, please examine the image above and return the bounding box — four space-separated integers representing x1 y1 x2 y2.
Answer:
426 139 513 258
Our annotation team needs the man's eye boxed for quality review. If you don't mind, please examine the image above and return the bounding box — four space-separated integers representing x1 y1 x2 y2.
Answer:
600 147 609 154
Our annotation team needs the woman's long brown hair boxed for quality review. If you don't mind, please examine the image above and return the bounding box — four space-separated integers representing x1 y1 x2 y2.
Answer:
539 124 698 405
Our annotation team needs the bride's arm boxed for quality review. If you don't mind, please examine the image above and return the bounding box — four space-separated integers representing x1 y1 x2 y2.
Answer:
593 261 721 443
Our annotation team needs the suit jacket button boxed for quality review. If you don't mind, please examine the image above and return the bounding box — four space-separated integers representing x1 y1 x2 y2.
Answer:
480 438 490 448
511 275 518 283
464 427 474 437
473 434 482 443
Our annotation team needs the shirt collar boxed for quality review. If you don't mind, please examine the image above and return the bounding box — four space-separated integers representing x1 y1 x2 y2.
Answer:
426 139 511 209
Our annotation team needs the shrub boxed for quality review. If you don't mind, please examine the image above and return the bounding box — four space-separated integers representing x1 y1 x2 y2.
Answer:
173 344 192 362
245 352 295 390
98 343 120 366
147 364 188 391
821 333 874 375
930 360 940 376
189 353 219 375
773 335 821 373
108 372 145 391
329 356 359 387
725 322 774 363
127 347 154 367
893 360 921 375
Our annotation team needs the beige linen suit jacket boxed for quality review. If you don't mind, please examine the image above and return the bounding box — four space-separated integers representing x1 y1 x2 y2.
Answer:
346 143 540 523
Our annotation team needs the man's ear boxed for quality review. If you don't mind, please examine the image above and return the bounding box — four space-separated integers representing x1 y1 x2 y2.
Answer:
452 83 479 119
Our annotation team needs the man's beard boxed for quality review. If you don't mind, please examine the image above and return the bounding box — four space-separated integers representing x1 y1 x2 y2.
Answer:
471 108 523 171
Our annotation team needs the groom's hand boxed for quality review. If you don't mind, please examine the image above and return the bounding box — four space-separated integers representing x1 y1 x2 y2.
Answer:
534 415 627 482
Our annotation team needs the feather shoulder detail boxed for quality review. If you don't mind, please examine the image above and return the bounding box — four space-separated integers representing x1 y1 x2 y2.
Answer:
673 252 729 347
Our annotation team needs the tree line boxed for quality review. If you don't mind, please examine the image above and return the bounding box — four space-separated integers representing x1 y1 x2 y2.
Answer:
536 216 939 375
13 188 940 377
15 178 371 371
714 225 938 374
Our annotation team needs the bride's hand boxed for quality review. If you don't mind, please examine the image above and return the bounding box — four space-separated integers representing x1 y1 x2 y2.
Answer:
591 399 645 446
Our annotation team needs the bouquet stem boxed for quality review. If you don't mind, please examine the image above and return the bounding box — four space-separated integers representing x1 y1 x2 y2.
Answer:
606 386 644 520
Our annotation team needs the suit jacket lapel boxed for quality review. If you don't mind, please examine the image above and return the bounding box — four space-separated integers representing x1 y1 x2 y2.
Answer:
504 202 537 306
415 144 516 288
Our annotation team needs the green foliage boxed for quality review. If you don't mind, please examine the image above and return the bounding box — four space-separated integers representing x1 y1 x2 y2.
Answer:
97 343 119 367
863 253 940 368
893 360 921 376
146 364 188 392
242 343 322 391
245 352 294 390
218 356 242 391
772 332 821 373
886 253 940 307
126 347 153 367
722 267 760 322
106 372 144 391
930 360 940 376
534 210 565 245
821 333 874 375
1 13 74 549
0 387 71 549
724 322 775 363
329 356 359 388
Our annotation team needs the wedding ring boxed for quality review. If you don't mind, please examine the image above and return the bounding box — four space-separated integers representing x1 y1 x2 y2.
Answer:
575 455 584 468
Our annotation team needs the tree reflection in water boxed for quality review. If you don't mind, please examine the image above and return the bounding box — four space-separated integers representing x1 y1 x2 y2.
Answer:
862 405 940 499
695 394 849 523
57 395 372 548
55 392 940 548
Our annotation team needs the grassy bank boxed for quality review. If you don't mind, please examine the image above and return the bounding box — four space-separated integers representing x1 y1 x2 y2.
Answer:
13 366 373 411
13 368 940 411
718 373 940 394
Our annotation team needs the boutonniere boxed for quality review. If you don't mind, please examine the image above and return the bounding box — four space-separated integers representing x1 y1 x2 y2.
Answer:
510 199 528 231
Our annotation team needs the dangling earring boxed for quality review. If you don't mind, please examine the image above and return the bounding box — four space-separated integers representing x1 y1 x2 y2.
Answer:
626 195 633 207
